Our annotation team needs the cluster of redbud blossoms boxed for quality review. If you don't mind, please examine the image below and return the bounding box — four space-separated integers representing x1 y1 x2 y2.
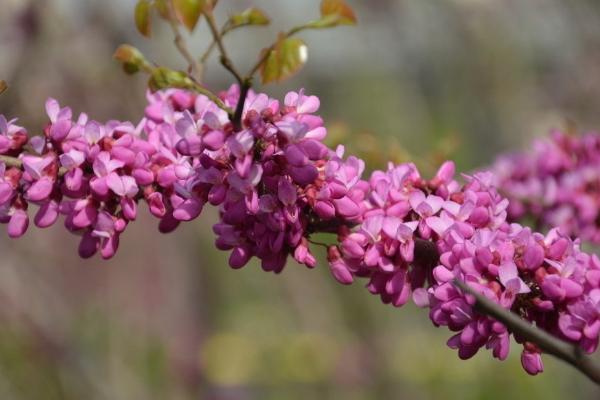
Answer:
493 130 600 244
1 88 599 375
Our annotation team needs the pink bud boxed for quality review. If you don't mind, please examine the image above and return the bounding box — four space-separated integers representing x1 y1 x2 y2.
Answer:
132 168 154 185
333 197 360 219
433 161 455 184
176 137 203 156
34 200 59 228
49 119 72 141
277 178 297 206
90 177 109 197
8 209 29 238
121 197 137 221
73 204 98 228
100 235 119 259
521 351 543 375
327 246 354 285
111 146 136 165
78 231 98 258
208 184 227 206
523 243 544 270
173 199 203 221
114 218 127 233
298 139 328 160
412 288 430 307
202 130 225 151
64 168 83 191
158 213 180 233
284 145 308 166
314 200 336 219
26 177 54 201
157 168 178 187
147 192 166 218
289 164 318 186
0 182 14 204
229 246 251 269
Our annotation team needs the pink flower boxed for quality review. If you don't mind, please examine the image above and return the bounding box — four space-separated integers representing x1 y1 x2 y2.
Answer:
521 349 544 375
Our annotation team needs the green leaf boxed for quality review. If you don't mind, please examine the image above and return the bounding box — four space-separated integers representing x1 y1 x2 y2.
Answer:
173 0 204 31
0 80 7 95
113 44 150 74
134 0 153 37
260 37 308 84
319 0 357 26
229 8 270 28
148 67 194 91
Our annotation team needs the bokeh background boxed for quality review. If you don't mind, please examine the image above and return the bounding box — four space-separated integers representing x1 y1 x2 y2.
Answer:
1 0 600 399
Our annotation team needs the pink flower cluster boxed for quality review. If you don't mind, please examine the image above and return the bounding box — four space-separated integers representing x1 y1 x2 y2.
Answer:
0 87 364 270
493 130 600 244
0 95 216 258
327 160 600 375
153 86 366 272
1 88 599 377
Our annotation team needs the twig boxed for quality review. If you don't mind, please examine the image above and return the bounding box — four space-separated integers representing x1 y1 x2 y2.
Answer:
453 279 600 384
307 238 329 250
231 80 251 131
203 6 249 130
199 20 231 64
200 19 266 64
203 8 244 85
223 25 310 129
165 0 203 82
202 10 312 131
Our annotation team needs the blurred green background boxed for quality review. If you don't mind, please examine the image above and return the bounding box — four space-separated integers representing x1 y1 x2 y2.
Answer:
1 0 600 399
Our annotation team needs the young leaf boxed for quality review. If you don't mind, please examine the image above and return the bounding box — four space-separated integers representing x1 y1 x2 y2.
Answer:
173 0 204 31
260 37 308 84
319 0 357 25
0 80 7 95
134 0 153 37
113 44 150 74
148 67 193 91
229 8 270 28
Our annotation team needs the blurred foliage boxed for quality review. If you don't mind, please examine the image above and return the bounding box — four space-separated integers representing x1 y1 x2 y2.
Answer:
0 0 600 399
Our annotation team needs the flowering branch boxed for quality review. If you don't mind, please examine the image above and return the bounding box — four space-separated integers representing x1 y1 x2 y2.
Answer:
2 86 599 383
3 0 598 384
453 279 600 384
